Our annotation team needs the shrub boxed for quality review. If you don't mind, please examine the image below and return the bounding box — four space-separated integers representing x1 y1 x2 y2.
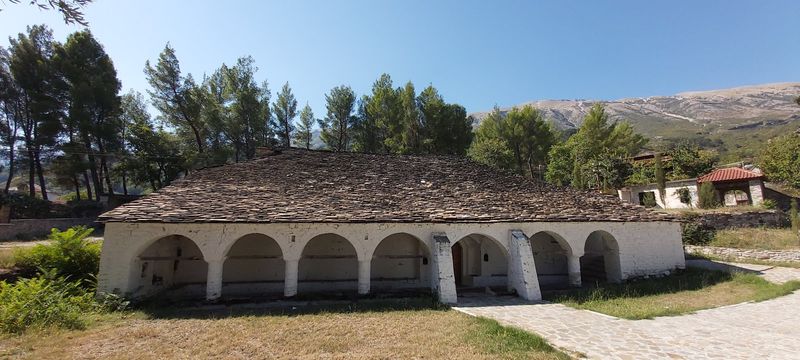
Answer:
697 182 720 209
791 199 799 233
14 226 101 285
761 199 777 210
0 273 96 334
675 187 693 208
640 192 657 208
5 193 51 219
681 215 716 245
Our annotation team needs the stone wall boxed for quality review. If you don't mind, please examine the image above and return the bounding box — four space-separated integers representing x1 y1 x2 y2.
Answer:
0 218 98 240
685 245 800 262
689 211 785 230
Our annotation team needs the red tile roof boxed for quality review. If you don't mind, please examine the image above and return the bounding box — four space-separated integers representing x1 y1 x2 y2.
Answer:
697 167 763 183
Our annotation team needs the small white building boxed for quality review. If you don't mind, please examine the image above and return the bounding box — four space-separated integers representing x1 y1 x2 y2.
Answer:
618 167 766 210
97 148 685 304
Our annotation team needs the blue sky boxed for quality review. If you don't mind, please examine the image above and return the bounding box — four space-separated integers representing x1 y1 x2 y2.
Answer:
1 0 798 117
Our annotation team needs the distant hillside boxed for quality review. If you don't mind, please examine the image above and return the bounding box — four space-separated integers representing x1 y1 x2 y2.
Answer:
470 83 800 161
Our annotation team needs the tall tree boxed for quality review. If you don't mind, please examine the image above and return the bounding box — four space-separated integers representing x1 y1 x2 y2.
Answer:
0 46 21 194
271 82 297 148
319 85 356 152
144 44 205 158
8 25 64 200
655 152 666 204
294 103 314 150
399 82 421 154
417 85 472 155
225 57 271 159
353 74 402 153
469 105 556 178
545 103 645 189
56 30 121 199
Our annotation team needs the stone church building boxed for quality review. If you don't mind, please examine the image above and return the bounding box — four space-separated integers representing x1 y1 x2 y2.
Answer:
97 148 685 304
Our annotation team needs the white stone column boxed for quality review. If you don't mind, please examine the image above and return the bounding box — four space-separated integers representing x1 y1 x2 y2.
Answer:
431 232 458 304
358 259 371 295
508 230 542 301
205 259 224 301
567 255 582 288
748 180 764 207
284 258 299 297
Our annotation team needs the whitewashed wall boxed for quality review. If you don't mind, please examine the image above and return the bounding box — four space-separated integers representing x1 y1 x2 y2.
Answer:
98 221 685 302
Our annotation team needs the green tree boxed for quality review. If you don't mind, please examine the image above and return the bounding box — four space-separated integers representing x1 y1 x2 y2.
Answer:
698 182 720 209
119 91 184 190
759 134 800 189
790 199 799 233
544 143 573 186
319 85 356 151
400 82 421 154
353 74 403 153
469 105 555 178
271 82 297 148
225 57 271 159
56 30 121 199
145 44 205 158
545 103 645 189
670 142 717 179
0 46 21 194
8 25 64 200
294 104 314 149
417 85 472 155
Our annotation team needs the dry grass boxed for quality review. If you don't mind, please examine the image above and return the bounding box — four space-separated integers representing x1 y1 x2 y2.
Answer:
0 302 568 360
710 228 800 250
0 248 15 269
549 268 800 319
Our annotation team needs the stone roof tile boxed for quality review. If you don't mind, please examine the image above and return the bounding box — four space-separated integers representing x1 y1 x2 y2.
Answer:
99 148 677 223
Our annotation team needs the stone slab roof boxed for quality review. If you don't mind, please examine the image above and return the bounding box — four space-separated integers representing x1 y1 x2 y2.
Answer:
99 148 676 224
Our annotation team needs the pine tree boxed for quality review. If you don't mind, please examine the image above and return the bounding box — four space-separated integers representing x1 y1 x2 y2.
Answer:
271 82 297 148
319 85 356 152
294 104 314 150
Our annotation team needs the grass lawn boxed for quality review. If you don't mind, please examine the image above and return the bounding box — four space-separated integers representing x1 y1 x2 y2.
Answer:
546 268 800 320
0 299 569 360
709 228 800 250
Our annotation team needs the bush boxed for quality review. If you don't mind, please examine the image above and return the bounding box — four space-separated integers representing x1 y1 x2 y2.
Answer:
0 274 96 334
761 199 777 210
14 226 101 285
4 193 51 219
681 214 716 245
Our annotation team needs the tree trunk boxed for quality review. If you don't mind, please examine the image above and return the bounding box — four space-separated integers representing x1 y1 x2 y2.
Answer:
4 144 14 194
27 147 35 197
83 171 93 201
34 150 47 201
121 170 128 195
84 141 103 200
101 159 114 195
73 174 81 201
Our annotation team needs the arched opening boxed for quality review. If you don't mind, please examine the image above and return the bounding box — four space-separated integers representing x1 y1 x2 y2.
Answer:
370 233 431 295
135 235 207 299
581 230 622 284
222 234 284 298
529 231 571 289
299 233 358 294
451 234 508 295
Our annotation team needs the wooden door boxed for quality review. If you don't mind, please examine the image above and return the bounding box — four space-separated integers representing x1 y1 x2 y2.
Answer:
452 242 462 286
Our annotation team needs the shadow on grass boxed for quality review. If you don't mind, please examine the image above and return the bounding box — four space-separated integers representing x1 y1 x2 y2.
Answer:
136 293 448 320
543 268 734 304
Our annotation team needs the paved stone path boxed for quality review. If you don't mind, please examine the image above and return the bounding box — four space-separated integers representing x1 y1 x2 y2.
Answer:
454 262 800 359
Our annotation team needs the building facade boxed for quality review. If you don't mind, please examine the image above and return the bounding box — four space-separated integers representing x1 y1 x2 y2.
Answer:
98 149 685 304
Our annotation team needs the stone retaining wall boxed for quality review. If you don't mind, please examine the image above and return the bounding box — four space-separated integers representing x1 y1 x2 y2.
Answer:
690 211 785 230
0 218 98 240
685 245 800 262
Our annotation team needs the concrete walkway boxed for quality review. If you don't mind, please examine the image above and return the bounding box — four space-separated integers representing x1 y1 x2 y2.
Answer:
454 262 800 359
